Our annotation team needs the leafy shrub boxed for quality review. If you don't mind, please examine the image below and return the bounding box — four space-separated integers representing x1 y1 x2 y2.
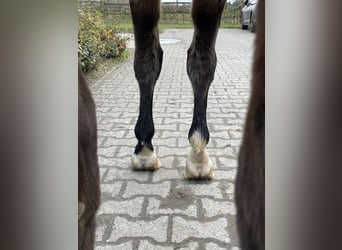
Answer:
99 26 127 59
78 8 127 72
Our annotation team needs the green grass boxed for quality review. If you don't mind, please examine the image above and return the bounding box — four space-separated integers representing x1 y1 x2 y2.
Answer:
117 22 241 33
111 49 130 63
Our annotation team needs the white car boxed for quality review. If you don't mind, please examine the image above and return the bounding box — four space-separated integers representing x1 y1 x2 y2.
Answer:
241 0 258 32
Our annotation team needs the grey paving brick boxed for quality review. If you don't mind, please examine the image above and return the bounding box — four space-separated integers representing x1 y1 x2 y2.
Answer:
138 240 173 250
95 241 133 250
98 155 130 168
116 146 133 157
224 182 235 194
95 224 106 242
92 28 254 249
105 169 149 182
108 216 169 242
99 168 106 180
100 182 122 197
146 197 197 217
98 146 117 158
202 198 236 217
159 156 175 169
98 197 144 216
158 146 188 157
152 168 180 182
172 217 230 243
206 242 239 250
214 170 237 181
177 242 199 250
103 138 137 147
218 157 238 168
176 181 223 199
123 181 171 198
229 131 243 139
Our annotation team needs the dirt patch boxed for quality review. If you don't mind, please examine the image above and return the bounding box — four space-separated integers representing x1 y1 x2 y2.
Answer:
84 59 117 84
160 187 195 210
83 49 133 84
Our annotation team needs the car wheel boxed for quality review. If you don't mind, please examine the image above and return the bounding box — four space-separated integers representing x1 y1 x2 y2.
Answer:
241 23 248 30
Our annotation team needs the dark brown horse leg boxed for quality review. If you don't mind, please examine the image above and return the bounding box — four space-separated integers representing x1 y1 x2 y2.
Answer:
184 0 226 179
129 0 163 170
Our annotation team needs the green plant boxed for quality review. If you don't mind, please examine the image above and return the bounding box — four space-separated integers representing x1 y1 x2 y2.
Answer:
78 8 127 72
99 26 127 58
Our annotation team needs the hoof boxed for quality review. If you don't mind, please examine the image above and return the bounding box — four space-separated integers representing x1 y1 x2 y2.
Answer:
184 131 214 180
184 157 214 180
131 147 161 170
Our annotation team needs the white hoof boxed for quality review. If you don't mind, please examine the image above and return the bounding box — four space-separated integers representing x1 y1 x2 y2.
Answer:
184 156 214 180
184 131 214 180
131 146 161 170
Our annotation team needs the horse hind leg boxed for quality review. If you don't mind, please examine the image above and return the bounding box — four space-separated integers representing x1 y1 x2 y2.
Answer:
184 0 226 180
129 0 163 170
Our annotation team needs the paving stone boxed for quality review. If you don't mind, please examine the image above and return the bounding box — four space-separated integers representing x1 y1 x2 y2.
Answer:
211 147 235 157
158 146 188 157
100 182 122 197
116 146 133 157
108 216 169 242
98 156 130 168
225 182 235 194
153 137 177 147
229 131 243 139
95 241 133 250
92 29 254 249
138 240 173 250
214 170 237 181
123 181 171 198
159 156 175 169
152 168 180 182
210 131 230 139
176 181 223 199
95 224 106 242
218 157 238 168
172 217 230 243
226 140 242 147
103 138 137 147
177 242 199 250
97 123 114 130
105 169 149 182
98 197 144 216
206 242 238 250
202 198 236 217
98 146 117 158
99 168 106 180
146 197 197 217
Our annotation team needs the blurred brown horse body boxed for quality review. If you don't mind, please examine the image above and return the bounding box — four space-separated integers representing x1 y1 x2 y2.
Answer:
78 67 100 250
235 0 265 249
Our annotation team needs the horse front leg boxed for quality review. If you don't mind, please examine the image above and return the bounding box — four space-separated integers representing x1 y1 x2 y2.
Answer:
129 0 163 170
184 0 226 179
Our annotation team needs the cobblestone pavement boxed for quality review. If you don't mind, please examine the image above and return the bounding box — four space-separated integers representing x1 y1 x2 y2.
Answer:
91 29 255 250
